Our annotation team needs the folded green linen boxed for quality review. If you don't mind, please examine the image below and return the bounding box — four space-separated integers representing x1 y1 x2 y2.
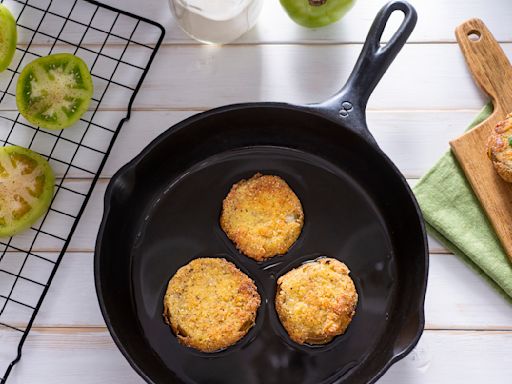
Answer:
413 103 512 299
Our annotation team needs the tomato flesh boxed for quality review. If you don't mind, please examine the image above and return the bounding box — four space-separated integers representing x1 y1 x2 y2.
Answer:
280 0 355 28
0 4 17 72
16 53 94 130
0 146 55 237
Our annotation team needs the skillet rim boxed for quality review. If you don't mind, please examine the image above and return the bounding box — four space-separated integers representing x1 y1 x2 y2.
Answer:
94 102 429 384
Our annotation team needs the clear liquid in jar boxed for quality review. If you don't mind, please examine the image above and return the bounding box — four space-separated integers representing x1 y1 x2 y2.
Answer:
170 0 263 44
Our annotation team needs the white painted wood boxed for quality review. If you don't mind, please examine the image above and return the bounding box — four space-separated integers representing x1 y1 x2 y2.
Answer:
3 252 511 329
425 254 512 329
45 179 454 253
1 0 511 382
1 329 510 384
0 252 100 328
5 103 475 253
0 178 447 253
0 253 102 328
2 109 479 180
7 0 512 45
21 183 451 253
126 43 495 111
381 331 512 384
102 110 476 179
0 44 501 112
0 329 142 384
36 252 512 329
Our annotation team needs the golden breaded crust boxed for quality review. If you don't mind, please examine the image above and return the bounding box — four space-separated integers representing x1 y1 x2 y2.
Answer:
163 258 261 352
220 173 304 261
487 113 512 183
275 258 358 345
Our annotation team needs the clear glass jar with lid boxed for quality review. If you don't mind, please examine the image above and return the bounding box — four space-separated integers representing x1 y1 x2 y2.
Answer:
169 0 264 45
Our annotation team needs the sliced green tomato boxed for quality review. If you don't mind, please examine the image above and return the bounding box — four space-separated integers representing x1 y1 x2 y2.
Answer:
0 4 17 72
16 53 94 130
0 146 55 237
280 0 355 28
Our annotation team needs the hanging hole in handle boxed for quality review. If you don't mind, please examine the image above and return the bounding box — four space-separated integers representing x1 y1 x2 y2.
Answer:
379 10 405 48
468 30 481 42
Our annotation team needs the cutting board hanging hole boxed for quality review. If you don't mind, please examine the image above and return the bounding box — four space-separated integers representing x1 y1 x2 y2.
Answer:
468 30 481 41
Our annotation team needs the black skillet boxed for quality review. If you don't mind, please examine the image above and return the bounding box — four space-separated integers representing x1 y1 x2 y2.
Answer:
95 1 428 383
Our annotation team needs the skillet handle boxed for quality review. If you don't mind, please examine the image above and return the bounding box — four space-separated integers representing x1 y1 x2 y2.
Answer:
319 1 417 141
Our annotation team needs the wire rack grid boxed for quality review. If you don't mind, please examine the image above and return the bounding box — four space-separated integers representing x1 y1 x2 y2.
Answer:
0 0 164 382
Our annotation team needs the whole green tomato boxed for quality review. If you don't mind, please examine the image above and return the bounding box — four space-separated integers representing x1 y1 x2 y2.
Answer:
280 0 356 28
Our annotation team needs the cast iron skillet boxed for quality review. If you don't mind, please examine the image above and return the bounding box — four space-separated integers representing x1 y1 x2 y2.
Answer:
95 1 428 383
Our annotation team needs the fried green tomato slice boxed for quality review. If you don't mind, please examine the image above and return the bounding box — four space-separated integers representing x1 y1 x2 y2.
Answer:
164 258 261 352
276 257 358 345
0 4 17 72
16 53 94 130
0 146 55 237
220 173 304 261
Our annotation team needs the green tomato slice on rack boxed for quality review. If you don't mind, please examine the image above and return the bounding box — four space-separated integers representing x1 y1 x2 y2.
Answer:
0 146 55 237
0 4 17 72
280 0 355 28
16 53 94 130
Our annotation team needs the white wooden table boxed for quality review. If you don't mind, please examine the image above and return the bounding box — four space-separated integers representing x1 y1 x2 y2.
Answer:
1 0 512 383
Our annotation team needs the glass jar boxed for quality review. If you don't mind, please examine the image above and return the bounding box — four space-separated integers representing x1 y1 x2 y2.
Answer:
169 0 264 45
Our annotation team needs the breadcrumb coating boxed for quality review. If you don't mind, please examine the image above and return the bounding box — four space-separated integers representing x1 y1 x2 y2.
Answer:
163 258 261 352
276 258 358 345
220 173 304 261
487 113 512 183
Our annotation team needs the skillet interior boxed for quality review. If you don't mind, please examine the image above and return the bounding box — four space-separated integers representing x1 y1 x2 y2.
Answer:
96 105 428 384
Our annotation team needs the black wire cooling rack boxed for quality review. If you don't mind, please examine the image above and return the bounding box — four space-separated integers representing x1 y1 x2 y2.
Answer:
0 0 164 381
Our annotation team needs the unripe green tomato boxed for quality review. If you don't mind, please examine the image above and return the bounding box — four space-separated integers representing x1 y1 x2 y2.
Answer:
280 0 356 28
0 4 17 72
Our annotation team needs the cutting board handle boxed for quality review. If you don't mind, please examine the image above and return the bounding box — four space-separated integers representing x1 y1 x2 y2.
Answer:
455 18 512 112
451 19 512 262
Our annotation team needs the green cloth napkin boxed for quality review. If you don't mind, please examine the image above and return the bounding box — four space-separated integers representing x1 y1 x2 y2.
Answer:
413 103 512 299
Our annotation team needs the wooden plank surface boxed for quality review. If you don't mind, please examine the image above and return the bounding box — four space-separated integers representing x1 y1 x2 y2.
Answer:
1 0 512 382
1 252 504 329
107 43 497 110
0 178 448 254
8 0 508 45
3 110 478 180
0 44 503 112
1 329 510 384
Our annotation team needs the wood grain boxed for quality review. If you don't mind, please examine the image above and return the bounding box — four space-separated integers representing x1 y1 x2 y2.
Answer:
2 1 512 382
0 179 447 253
450 19 512 262
0 43 501 114
2 0 511 46
3 107 480 254
130 43 495 111
0 43 502 112
1 110 477 179
6 107 483 253
8 252 506 329
1 329 510 384
13 0 508 45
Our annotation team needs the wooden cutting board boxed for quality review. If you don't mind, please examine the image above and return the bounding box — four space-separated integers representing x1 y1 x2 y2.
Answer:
450 18 512 262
